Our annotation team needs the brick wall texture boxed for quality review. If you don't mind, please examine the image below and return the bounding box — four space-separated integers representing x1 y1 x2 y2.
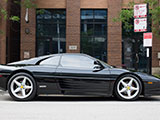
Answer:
20 8 36 59
66 0 80 53
107 0 122 67
0 0 7 64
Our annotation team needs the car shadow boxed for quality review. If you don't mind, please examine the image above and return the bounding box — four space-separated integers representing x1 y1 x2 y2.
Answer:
33 96 160 102
2 94 160 102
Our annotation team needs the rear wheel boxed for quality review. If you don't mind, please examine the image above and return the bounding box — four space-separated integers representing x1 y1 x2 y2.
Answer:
8 73 37 101
114 74 142 101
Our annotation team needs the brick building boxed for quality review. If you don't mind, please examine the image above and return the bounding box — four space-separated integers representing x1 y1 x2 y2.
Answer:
0 0 160 74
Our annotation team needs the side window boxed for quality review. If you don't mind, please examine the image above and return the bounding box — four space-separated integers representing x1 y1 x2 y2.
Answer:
40 56 60 66
61 55 94 69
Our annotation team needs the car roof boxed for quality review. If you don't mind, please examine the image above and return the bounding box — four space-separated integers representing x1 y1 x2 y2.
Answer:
8 53 90 65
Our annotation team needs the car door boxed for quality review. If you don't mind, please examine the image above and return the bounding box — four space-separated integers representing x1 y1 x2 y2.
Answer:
56 54 111 96
30 55 61 94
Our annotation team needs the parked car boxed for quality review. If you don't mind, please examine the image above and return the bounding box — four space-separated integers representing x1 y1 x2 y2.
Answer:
0 53 160 101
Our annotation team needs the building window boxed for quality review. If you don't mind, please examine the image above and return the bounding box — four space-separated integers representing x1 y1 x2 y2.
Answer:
81 10 107 62
36 9 66 56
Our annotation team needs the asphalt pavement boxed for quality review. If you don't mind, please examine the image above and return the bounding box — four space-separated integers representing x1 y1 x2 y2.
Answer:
0 91 160 120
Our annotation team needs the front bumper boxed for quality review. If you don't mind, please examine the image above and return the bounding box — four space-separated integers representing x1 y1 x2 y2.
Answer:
144 81 160 96
135 72 160 96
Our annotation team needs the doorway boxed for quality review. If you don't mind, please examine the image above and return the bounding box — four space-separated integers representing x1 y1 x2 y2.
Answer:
122 27 150 73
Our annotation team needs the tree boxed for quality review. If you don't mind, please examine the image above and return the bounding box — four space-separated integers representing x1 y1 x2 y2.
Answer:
113 0 160 37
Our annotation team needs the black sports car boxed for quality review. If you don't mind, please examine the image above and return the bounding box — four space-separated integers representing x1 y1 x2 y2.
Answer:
0 53 160 101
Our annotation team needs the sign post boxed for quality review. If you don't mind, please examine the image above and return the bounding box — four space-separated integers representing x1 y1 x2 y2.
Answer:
134 4 147 18
134 18 147 32
143 32 152 74
134 3 152 74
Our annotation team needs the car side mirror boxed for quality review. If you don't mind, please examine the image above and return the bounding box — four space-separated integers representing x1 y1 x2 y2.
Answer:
94 60 99 65
93 60 104 72
94 64 101 69
93 65 101 72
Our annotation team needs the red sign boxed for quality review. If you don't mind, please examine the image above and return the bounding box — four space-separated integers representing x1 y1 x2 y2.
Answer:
134 18 147 32
144 33 152 39
143 33 152 47
134 4 147 18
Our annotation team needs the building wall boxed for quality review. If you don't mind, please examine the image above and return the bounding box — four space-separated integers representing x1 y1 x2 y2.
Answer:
81 0 108 8
0 0 7 64
36 0 66 8
0 0 158 74
107 0 122 67
20 8 36 59
66 0 81 53
20 0 122 67
152 0 160 74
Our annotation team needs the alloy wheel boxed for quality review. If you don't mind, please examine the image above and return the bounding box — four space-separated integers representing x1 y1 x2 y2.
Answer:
10 76 33 99
117 77 140 100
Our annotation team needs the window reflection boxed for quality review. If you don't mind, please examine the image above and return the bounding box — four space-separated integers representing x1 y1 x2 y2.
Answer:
36 9 66 56
61 55 94 69
81 10 107 62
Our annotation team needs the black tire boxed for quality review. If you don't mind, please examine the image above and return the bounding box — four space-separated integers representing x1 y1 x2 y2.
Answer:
114 74 142 101
8 72 37 101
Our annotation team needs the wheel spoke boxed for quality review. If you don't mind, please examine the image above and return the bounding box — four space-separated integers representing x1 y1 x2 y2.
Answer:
14 81 21 87
130 86 138 91
25 85 32 89
127 90 131 97
128 78 134 86
21 89 26 96
120 87 127 93
14 87 21 93
121 81 127 87
22 77 27 85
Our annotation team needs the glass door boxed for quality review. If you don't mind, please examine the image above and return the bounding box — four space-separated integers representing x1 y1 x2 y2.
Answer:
122 24 149 73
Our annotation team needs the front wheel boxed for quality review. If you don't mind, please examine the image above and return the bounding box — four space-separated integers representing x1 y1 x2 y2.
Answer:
114 74 142 101
8 73 37 101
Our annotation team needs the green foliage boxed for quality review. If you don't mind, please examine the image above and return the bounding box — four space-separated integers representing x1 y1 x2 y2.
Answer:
114 0 160 36
21 0 37 8
113 9 133 31
10 16 20 22
153 74 160 79
0 30 3 34
36 9 45 14
0 8 8 20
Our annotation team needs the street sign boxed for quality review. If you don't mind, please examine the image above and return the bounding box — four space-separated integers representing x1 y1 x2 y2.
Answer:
143 32 152 47
134 4 147 18
134 18 147 32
